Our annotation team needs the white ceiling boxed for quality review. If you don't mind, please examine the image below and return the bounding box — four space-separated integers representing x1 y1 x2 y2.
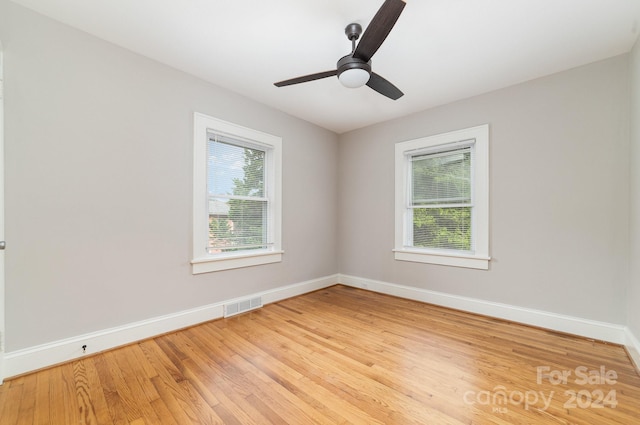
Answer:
11 0 640 133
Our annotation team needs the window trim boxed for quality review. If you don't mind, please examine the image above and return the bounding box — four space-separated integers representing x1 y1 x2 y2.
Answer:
192 113 282 274
394 124 490 270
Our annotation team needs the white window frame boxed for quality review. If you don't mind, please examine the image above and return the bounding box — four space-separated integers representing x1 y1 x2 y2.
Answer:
394 124 490 270
192 113 282 274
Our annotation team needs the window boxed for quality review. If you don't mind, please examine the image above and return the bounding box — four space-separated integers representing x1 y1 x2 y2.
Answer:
394 125 489 269
192 113 282 274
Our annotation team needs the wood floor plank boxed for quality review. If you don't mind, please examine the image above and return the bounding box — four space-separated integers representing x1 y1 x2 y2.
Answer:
72 360 101 425
81 357 116 425
169 330 277 424
198 324 343 425
139 341 215 424
92 353 133 425
54 364 81 424
32 369 51 425
14 374 36 425
102 350 146 422
111 349 165 424
1 378 25 425
148 397 179 425
1 285 639 424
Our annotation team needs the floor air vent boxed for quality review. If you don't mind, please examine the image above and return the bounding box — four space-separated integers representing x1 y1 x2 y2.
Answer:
224 296 263 318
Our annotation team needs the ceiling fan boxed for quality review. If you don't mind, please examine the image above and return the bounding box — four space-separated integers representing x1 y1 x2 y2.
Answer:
274 0 406 100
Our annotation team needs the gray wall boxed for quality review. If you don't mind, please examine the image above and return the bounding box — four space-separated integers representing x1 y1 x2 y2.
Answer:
338 56 630 324
0 1 339 351
629 39 640 338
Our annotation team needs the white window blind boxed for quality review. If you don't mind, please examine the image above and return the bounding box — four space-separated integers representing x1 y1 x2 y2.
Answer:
408 146 473 251
409 145 473 252
207 134 269 253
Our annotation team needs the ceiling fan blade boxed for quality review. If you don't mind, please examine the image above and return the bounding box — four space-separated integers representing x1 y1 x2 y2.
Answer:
367 72 403 100
274 70 337 87
353 0 406 63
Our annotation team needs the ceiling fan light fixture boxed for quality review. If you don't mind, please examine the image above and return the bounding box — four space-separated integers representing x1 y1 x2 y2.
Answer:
338 68 370 88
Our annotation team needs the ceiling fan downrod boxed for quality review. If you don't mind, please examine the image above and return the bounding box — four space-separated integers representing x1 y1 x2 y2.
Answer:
345 23 363 53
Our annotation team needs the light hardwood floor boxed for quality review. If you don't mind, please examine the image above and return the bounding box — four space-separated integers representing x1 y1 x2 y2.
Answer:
1 285 639 424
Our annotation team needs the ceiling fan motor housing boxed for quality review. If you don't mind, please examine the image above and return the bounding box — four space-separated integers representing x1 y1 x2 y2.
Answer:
337 55 371 77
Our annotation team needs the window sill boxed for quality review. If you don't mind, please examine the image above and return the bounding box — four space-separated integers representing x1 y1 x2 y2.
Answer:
393 249 490 270
191 250 284 274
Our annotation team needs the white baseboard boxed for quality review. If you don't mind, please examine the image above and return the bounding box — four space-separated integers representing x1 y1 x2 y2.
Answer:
624 327 640 372
3 274 337 379
338 274 627 345
4 273 636 380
